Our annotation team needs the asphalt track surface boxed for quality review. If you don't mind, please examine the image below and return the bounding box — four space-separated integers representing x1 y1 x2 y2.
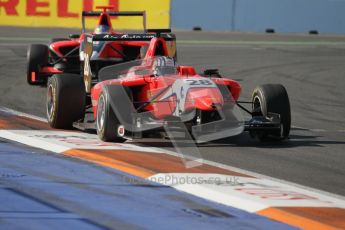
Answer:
1 26 345 197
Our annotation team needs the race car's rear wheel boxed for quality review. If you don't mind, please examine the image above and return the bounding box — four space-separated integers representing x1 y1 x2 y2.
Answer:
27 44 48 85
96 86 127 143
251 84 291 141
47 74 85 129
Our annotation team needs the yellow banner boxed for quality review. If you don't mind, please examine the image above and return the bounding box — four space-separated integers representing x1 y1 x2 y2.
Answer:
0 0 170 29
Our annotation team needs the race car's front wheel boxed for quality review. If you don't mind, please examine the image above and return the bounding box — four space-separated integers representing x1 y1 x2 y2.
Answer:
96 86 127 143
27 44 48 85
47 74 85 129
251 84 291 141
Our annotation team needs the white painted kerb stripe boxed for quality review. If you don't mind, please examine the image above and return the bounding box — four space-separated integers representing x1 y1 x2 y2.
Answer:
0 130 164 153
0 130 69 153
149 173 345 213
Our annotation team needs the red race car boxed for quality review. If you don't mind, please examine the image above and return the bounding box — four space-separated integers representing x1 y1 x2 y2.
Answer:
26 5 147 85
46 30 290 143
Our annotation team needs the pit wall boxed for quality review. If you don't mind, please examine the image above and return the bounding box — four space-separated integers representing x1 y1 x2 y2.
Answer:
171 0 345 34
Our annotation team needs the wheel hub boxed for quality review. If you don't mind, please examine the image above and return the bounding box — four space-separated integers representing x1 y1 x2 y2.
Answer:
117 125 125 137
47 84 54 119
97 95 106 131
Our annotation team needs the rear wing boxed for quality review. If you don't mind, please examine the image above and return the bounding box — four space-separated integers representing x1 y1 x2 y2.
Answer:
82 32 176 92
91 33 176 42
82 11 147 33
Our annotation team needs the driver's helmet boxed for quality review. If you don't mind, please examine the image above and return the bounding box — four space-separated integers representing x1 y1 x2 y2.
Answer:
152 56 177 76
94 25 110 34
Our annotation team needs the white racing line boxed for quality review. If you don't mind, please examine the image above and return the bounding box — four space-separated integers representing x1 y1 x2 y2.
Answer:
1 106 345 214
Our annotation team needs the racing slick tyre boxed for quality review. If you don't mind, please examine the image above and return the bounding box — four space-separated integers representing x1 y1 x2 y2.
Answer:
96 85 131 143
252 84 291 141
46 74 85 129
27 44 48 85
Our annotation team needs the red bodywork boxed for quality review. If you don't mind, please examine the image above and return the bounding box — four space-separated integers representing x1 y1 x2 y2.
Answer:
49 6 122 59
90 36 241 120
29 6 146 84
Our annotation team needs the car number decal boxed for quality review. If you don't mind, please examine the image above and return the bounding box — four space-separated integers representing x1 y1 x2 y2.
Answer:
186 79 213 86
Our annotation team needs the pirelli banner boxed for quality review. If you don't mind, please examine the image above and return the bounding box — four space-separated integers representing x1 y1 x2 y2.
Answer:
0 0 170 29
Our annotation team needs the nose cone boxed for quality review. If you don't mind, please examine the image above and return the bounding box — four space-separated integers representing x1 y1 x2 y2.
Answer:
186 88 223 111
